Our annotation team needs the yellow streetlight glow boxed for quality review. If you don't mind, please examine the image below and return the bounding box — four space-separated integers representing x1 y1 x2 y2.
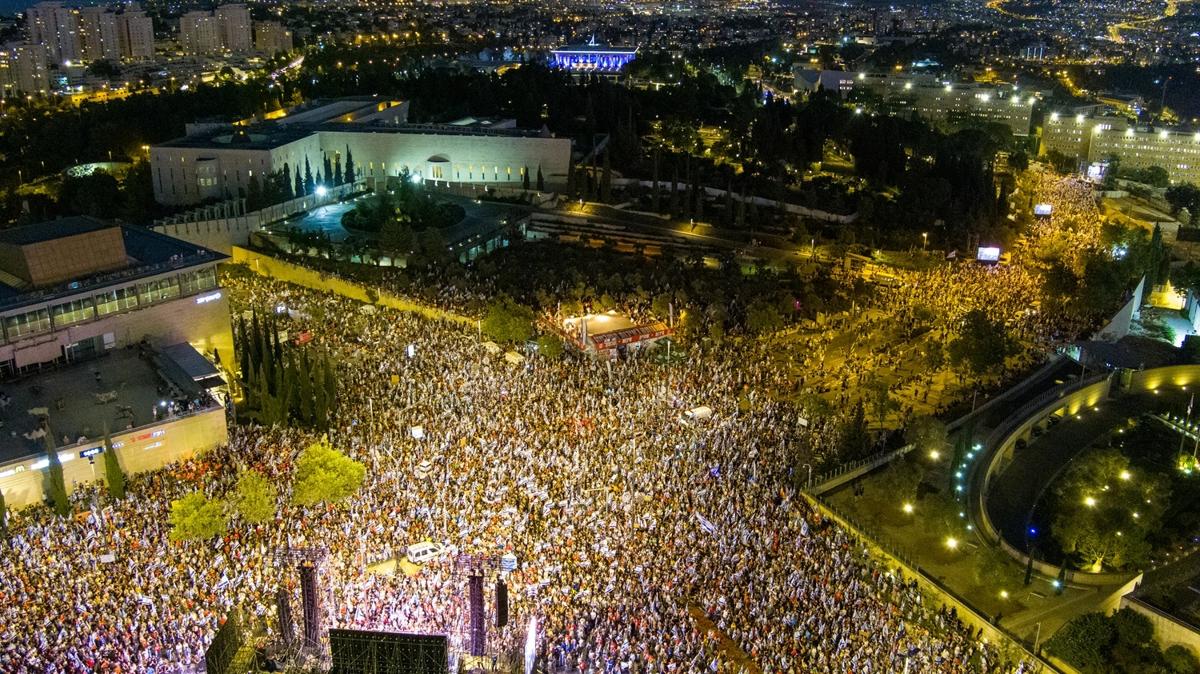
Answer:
945 537 959 550
999 590 1009 599
1119 470 1131 481
1084 496 1097 507
902 503 914 514
929 450 940 460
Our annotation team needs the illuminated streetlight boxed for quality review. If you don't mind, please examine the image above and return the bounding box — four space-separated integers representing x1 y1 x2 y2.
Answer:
1119 470 1131 481
945 537 959 550
902 503 914 514
1084 496 1097 507
999 590 1009 599
929 450 940 460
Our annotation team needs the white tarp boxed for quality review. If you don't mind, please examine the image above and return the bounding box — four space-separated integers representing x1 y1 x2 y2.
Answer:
684 406 713 420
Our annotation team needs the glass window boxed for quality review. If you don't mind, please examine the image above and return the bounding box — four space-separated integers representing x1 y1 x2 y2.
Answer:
95 287 139 317
137 277 180 305
179 267 217 295
50 298 95 327
5 308 51 340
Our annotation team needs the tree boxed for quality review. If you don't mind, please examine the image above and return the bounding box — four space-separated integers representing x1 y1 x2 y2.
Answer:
840 401 871 460
905 416 947 456
304 157 314 195
102 429 125 499
58 172 121 217
947 310 1016 375
1050 448 1169 572
1045 612 1114 672
481 296 536 344
322 153 333 189
744 298 783 334
292 440 366 506
1164 646 1200 674
232 470 277 524
536 165 545 192
522 165 531 191
44 430 69 516
168 491 228 542
344 146 355 184
535 333 564 359
1165 184 1200 222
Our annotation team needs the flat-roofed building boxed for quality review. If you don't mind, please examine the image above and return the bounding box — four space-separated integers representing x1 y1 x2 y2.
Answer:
0 216 233 505
551 38 638 73
0 216 232 375
1042 112 1200 186
254 20 292 55
150 98 573 206
793 70 1035 135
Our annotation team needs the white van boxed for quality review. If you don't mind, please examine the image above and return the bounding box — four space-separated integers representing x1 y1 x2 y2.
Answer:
406 541 445 565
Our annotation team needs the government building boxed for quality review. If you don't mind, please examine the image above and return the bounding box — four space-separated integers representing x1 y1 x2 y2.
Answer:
150 97 574 206
1042 112 1200 186
0 217 232 507
793 70 1035 136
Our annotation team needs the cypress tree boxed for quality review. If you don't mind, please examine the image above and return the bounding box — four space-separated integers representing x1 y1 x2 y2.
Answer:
304 157 314 195
282 162 294 199
44 429 69 516
522 166 531 191
536 165 545 192
298 363 314 426
344 146 355 184
294 166 304 198
333 154 343 186
323 154 333 189
102 427 125 500
323 353 338 415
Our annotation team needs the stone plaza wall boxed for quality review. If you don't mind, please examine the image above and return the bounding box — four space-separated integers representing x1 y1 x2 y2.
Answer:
0 406 228 508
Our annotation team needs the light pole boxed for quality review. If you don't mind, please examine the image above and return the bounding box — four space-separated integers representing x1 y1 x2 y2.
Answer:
802 463 813 488
922 232 928 251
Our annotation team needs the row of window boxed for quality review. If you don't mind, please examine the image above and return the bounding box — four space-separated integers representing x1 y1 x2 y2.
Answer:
0 267 216 345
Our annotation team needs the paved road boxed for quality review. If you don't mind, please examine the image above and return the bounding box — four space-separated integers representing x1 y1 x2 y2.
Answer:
985 389 1188 559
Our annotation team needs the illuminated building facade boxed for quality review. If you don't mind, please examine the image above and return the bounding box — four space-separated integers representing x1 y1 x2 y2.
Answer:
550 39 638 73
1043 113 1200 186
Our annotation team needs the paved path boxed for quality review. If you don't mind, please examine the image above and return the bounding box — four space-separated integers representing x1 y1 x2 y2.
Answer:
985 389 1187 558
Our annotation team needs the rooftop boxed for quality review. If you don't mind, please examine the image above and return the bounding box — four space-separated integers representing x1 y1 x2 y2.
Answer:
156 118 552 152
0 347 216 464
0 217 226 313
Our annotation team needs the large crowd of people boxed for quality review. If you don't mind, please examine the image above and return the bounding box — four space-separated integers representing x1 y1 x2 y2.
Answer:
0 264 1044 674
0 168 1118 674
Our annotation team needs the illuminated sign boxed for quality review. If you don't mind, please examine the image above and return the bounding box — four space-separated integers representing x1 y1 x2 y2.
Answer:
195 291 223 304
79 446 102 459
1033 203 1052 217
977 247 1001 262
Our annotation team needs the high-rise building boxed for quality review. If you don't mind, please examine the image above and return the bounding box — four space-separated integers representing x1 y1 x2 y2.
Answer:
0 43 51 95
79 6 122 62
215 3 252 54
120 8 155 60
25 1 82 64
179 10 221 55
253 20 292 55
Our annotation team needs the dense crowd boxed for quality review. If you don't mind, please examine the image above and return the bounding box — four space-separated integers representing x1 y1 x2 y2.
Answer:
0 266 1042 674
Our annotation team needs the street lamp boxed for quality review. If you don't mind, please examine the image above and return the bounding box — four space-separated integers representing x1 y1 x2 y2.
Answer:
922 232 928 251
945 537 959 550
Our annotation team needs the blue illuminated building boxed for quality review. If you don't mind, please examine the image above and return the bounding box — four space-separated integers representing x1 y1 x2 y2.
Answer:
551 37 638 73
